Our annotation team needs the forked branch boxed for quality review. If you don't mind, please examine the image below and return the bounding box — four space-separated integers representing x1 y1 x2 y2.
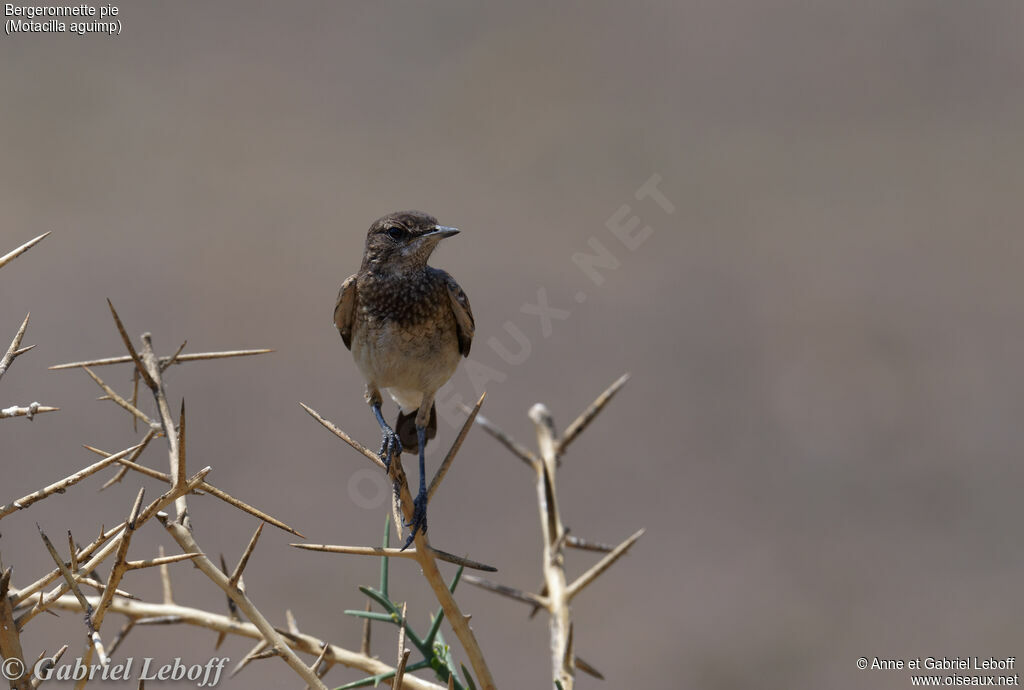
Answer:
465 374 642 689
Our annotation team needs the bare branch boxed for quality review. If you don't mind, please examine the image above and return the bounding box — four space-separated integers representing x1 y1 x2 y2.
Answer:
0 231 50 270
307 407 498 690
106 620 135 658
50 349 274 371
105 300 156 391
463 575 548 608
213 556 238 652
68 532 78 573
556 372 629 456
394 603 410 689
575 655 605 680
228 522 264 590
0 566 31 690
125 552 200 571
175 399 186 487
81 366 156 429
565 528 644 601
427 545 498 573
30 643 69 688
284 609 299 636
0 442 145 520
299 403 385 469
93 489 147 630
529 402 572 689
16 468 210 627
138 332 189 527
428 392 485 501
230 639 269 678
0 403 59 420
86 444 303 537
565 535 615 553
409 529 496 690
13 524 122 607
0 312 31 383
37 527 108 666
290 543 418 560
360 600 372 658
75 577 136 600
159 517 329 690
99 430 158 491
290 542 495 572
160 340 188 372
309 641 331 680
469 409 539 467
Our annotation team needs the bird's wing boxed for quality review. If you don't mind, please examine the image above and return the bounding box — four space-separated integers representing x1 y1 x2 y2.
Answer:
443 272 475 357
333 274 358 350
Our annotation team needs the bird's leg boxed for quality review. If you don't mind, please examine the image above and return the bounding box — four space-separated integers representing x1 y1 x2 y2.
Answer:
371 401 402 466
402 425 429 549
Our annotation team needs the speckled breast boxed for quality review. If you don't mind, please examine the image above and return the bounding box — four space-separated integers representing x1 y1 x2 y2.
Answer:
350 270 461 391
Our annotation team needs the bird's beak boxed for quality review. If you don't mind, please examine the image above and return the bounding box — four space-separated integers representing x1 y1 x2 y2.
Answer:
426 225 460 239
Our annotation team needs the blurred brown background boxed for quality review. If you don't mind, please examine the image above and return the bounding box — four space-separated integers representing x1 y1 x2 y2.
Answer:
3 2 1023 688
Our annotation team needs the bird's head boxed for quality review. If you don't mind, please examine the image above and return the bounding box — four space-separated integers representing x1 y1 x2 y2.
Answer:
361 210 459 273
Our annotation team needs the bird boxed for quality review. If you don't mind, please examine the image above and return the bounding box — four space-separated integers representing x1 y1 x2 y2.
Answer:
334 210 474 548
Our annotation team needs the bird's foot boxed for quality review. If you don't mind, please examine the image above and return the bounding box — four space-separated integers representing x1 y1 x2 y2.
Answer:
401 490 428 550
378 428 403 467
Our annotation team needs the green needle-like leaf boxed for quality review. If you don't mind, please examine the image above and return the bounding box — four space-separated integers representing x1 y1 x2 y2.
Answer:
359 585 400 615
462 663 477 690
438 637 458 681
425 611 445 650
354 588 432 655
448 564 465 593
425 565 465 647
342 609 397 623
380 516 390 600
333 660 431 689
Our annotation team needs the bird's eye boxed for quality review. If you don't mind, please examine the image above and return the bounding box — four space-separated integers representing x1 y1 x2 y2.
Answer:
386 226 407 241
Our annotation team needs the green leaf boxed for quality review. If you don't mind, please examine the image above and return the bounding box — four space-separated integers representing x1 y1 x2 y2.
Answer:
428 662 462 690
353 591 432 655
425 565 465 647
333 660 431 689
438 638 458 679
359 585 400 615
343 609 397 623
449 565 465 593
462 663 477 690
425 610 445 648
380 516 391 600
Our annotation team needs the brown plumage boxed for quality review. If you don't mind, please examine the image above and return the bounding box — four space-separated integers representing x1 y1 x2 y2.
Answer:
334 210 474 545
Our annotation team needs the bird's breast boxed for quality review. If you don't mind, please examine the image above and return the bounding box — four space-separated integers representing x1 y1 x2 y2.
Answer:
350 272 461 392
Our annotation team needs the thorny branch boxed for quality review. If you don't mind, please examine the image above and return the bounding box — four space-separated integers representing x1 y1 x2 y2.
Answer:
465 374 643 689
6 587 447 690
5 230 640 688
299 393 498 690
1 233 58 422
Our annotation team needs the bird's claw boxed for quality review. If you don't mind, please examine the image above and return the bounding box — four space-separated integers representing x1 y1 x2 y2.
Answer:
401 491 428 550
378 428 403 466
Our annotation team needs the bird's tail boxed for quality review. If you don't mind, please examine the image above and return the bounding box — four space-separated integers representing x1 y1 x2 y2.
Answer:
396 403 437 454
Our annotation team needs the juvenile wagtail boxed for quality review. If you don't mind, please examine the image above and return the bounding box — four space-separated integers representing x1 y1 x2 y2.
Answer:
334 210 474 547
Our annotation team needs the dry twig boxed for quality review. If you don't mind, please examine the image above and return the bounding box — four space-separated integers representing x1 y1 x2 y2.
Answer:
300 400 498 690
0 443 145 520
0 231 50 271
49 349 274 371
8 587 446 690
464 374 642 689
